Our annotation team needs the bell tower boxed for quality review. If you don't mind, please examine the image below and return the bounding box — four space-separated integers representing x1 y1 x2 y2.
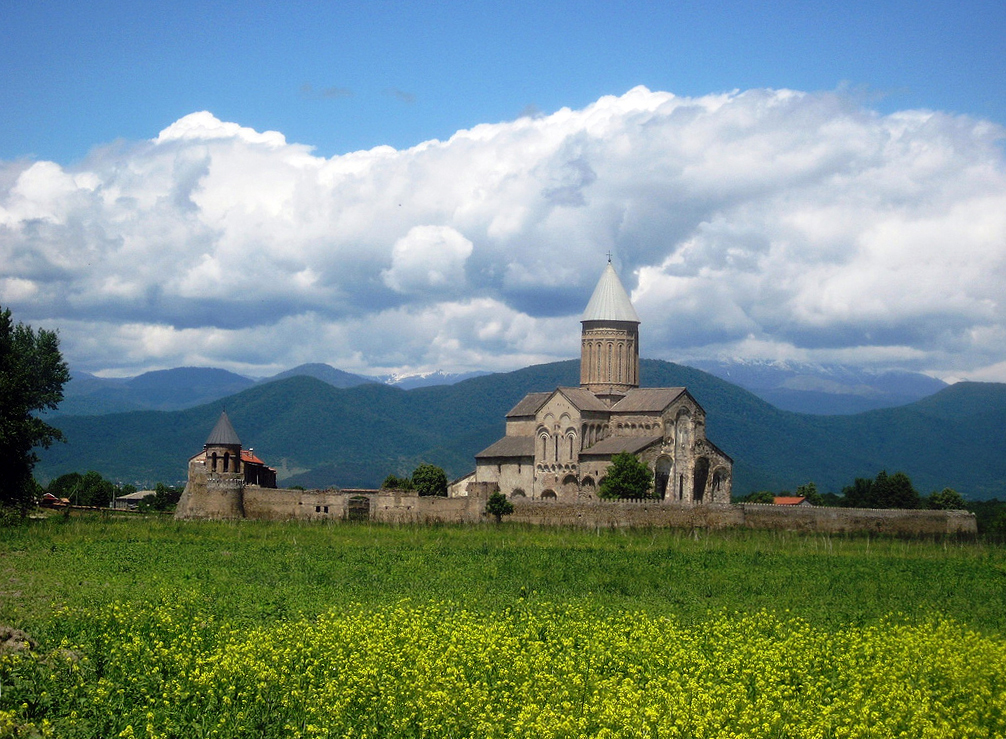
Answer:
580 259 640 404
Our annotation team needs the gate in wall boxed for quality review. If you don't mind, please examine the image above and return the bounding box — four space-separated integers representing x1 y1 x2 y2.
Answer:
347 495 371 521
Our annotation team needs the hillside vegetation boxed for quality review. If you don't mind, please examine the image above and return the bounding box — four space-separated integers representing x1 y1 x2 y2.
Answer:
37 359 1006 497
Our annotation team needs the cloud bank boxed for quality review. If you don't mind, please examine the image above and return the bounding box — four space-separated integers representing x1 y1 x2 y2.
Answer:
1 86 1004 380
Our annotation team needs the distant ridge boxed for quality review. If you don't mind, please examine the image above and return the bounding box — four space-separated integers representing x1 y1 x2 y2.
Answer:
37 359 1006 499
688 359 947 415
58 367 256 415
265 363 375 388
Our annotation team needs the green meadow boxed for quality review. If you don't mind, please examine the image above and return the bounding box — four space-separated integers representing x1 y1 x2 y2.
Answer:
2 517 1005 737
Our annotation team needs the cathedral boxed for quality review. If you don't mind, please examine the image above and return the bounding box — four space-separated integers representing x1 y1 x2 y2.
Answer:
468 261 732 503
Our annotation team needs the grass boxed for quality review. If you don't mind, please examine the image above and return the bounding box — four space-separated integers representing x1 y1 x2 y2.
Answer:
4 516 1006 738
3 514 1005 634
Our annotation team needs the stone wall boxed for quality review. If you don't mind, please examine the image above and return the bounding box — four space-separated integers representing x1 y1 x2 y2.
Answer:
182 482 978 536
509 499 744 529
738 503 977 536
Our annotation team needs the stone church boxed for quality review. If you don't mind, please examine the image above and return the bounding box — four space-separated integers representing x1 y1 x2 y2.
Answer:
466 261 732 503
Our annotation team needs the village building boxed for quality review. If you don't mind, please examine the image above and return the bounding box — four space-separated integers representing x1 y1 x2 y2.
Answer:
458 261 732 503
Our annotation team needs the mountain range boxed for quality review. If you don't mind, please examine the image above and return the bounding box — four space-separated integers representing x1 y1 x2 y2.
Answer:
690 359 948 415
56 364 489 416
37 359 1006 500
58 361 946 417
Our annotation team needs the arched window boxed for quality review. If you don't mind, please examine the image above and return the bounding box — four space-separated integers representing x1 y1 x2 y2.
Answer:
211 452 218 471
223 452 230 472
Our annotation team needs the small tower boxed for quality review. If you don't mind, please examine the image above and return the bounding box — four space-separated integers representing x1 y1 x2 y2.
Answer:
204 410 242 478
580 260 641 404
175 410 246 519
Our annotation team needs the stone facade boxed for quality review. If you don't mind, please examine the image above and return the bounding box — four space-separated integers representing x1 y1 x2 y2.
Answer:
468 262 732 504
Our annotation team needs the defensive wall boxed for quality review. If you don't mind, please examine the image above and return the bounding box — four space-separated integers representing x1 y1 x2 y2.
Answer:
181 484 977 535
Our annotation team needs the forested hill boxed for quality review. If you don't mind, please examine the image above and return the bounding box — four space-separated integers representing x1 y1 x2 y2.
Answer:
36 359 1006 498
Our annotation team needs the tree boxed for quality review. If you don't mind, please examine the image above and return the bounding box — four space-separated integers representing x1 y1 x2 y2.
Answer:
841 471 919 509
598 452 653 500
47 471 115 507
412 464 448 497
842 477 874 508
795 482 823 506
382 473 414 490
0 306 70 513
927 487 966 510
485 491 515 523
138 482 183 512
742 490 776 504
872 471 919 509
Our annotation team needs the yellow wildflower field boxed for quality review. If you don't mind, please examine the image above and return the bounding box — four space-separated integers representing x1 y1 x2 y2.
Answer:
3 598 1004 738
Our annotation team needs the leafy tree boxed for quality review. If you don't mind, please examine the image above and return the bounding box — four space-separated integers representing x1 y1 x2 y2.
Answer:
138 482 183 512
988 508 1006 541
927 487 966 510
795 482 823 506
819 492 843 507
47 472 83 500
485 491 515 523
598 453 653 500
741 490 776 504
382 474 414 490
412 464 448 497
49 471 116 507
842 477 874 508
0 306 70 513
872 471 919 509
841 471 919 509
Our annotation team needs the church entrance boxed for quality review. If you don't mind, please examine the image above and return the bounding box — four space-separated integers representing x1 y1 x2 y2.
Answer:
693 458 710 503
654 456 672 500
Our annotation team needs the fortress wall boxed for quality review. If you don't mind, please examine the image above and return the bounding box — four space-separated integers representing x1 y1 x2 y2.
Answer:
187 484 978 535
738 504 977 535
243 487 315 520
510 500 744 529
175 467 244 520
371 491 484 524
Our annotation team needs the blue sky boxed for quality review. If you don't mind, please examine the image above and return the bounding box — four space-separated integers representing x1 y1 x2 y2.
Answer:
1 1 1005 382
4 1 1003 164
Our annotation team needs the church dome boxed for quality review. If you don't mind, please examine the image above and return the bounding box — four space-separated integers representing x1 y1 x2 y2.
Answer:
581 263 640 323
205 410 241 446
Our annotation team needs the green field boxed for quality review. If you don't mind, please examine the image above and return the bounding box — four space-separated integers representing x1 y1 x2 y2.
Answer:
3 517 1005 737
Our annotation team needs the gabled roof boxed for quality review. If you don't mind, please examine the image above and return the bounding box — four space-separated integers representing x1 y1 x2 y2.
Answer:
241 449 265 465
579 434 662 457
774 496 808 506
205 410 241 446
610 387 688 413
581 263 640 323
555 387 610 412
476 436 536 459
506 392 553 418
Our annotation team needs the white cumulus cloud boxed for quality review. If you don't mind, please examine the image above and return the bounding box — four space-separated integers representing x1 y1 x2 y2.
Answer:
0 86 1004 381
381 225 473 295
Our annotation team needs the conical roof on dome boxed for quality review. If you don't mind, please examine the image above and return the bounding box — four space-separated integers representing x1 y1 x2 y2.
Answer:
205 410 241 446
581 262 640 323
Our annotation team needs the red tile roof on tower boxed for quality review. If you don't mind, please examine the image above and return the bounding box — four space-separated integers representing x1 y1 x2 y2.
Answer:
241 449 265 465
